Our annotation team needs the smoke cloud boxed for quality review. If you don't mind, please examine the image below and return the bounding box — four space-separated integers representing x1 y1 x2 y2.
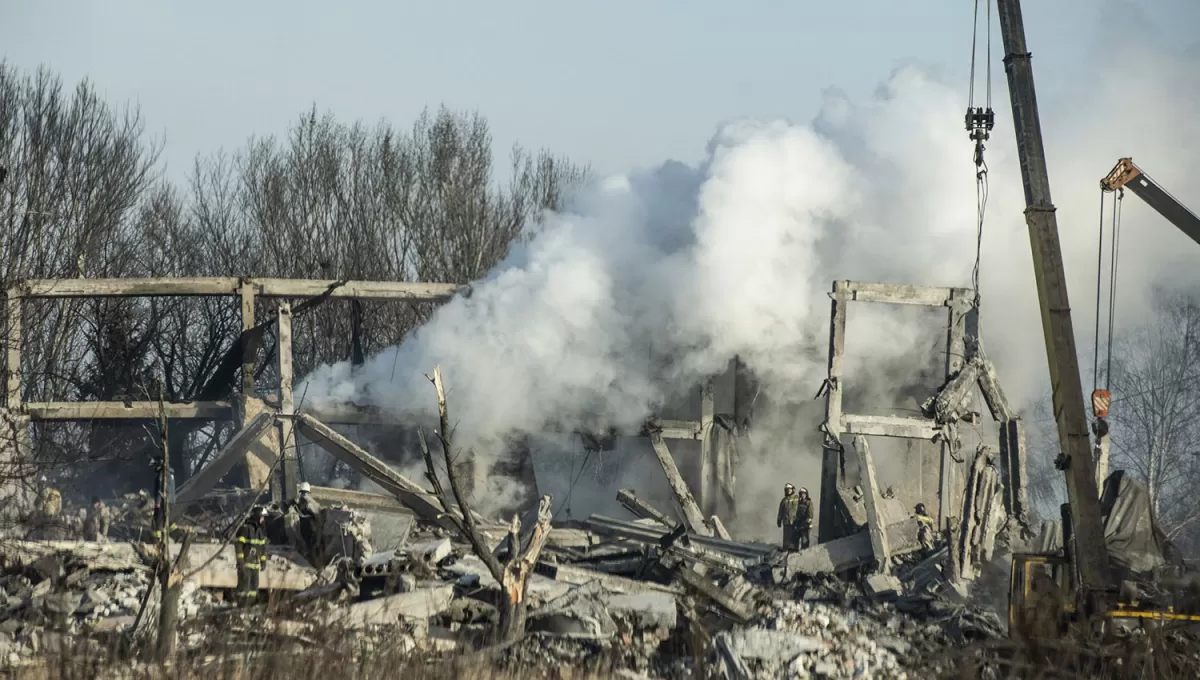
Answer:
301 18 1200 535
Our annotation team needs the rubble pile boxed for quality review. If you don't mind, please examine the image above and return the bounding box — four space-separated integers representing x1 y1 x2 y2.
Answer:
0 486 1021 679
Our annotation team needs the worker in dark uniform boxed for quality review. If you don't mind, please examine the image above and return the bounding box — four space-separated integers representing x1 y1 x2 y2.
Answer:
796 487 813 549
915 503 937 553
83 497 110 542
151 462 180 542
295 482 322 558
777 483 801 551
235 506 270 605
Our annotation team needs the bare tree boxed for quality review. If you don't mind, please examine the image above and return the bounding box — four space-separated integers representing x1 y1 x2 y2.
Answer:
1 61 589 508
422 366 551 644
1108 289 1200 548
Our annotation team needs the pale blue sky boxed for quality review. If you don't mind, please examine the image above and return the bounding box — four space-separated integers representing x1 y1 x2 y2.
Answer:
2 1 1197 180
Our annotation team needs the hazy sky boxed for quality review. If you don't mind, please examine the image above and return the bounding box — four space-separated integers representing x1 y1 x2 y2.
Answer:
3 0 1196 180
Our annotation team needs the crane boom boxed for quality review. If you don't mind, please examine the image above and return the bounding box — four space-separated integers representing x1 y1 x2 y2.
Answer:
1101 158 1200 246
995 0 1111 595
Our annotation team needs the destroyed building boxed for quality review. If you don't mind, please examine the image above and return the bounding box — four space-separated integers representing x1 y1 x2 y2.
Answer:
0 275 1195 679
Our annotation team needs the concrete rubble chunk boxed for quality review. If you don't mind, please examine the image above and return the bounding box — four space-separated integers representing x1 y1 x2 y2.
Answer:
864 573 903 598
605 591 678 632
326 585 454 630
783 519 922 578
528 581 618 640
179 543 317 590
715 628 825 663
402 538 451 565
444 555 573 604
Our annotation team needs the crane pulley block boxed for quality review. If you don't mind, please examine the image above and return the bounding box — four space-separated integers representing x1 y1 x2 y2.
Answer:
965 106 995 141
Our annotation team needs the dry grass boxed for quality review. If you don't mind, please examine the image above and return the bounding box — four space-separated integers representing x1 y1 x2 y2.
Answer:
932 623 1200 679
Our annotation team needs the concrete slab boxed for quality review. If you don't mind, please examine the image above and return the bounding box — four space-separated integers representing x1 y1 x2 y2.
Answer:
715 628 825 663
327 585 455 629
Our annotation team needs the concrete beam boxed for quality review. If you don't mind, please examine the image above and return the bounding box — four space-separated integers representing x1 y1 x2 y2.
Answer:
841 413 939 440
647 432 712 536
839 281 969 307
853 435 890 573
975 355 1015 421
1000 419 1029 521
24 401 234 420
175 411 277 504
305 405 706 442
940 292 970 530
293 414 450 525
276 302 298 502
15 277 463 301
616 488 676 528
699 378 715 514
819 282 848 544
784 519 922 576
5 290 20 410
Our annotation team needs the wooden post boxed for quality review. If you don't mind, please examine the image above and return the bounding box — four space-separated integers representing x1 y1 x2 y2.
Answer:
698 377 715 516
5 290 20 411
276 303 298 502
853 435 890 573
819 282 848 543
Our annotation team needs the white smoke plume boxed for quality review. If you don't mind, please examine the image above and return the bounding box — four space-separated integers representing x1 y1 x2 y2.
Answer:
302 17 1200 534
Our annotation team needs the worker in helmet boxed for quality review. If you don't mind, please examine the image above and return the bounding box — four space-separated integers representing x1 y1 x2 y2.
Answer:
796 487 813 549
235 505 270 605
914 503 937 553
777 483 812 551
295 482 322 560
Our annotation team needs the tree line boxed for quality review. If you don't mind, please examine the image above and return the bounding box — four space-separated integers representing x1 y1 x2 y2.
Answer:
0 62 588 497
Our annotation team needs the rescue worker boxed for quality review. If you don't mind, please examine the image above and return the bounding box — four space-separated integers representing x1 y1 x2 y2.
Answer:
235 506 270 605
151 462 180 542
82 496 110 542
33 476 64 539
915 503 937 553
296 482 322 557
777 483 812 551
796 487 813 549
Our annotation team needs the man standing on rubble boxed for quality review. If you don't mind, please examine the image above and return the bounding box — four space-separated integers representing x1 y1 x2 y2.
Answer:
235 506 270 605
82 497 110 542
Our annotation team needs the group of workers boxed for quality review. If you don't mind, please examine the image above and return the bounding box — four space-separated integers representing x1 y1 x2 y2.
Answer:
234 481 323 604
775 484 938 554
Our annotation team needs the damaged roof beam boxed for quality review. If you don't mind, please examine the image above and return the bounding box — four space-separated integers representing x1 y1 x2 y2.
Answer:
837 281 971 307
293 414 457 526
841 413 939 440
13 277 464 301
176 411 277 504
647 432 712 536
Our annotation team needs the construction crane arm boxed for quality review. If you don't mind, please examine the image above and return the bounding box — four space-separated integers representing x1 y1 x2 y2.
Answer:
1101 158 1200 247
995 0 1112 596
